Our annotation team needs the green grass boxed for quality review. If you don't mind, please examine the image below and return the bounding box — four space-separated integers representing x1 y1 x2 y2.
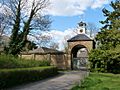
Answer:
72 73 120 90
0 66 53 71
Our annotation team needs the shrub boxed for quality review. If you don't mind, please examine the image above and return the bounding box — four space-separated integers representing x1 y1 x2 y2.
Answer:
0 66 58 89
0 54 50 69
89 46 120 74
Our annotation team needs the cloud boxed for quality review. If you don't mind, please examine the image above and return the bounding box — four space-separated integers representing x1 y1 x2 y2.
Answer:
44 0 111 16
48 28 77 50
39 27 97 50
28 27 95 50
91 0 109 9
0 0 111 16
27 28 77 50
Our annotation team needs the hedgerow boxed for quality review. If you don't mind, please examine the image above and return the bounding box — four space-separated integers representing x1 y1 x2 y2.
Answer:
0 54 50 69
0 66 58 89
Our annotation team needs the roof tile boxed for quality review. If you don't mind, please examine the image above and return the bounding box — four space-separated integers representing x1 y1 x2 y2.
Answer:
67 34 92 42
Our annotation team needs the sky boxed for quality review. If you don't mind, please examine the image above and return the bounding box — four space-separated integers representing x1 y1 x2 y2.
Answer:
0 0 114 50
48 0 112 31
44 0 113 50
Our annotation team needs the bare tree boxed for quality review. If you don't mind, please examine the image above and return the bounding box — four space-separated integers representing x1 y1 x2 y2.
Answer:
0 14 5 36
86 22 98 38
35 34 52 47
49 42 59 50
62 35 71 52
0 3 11 37
0 0 51 55
34 33 59 50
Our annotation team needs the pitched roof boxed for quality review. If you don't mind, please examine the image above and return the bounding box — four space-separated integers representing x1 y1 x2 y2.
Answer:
22 47 64 54
41 47 61 53
67 34 92 42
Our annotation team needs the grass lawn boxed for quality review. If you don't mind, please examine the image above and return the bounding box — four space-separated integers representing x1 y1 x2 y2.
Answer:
72 73 120 90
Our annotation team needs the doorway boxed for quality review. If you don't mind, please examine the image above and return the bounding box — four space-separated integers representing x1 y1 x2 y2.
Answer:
71 45 88 70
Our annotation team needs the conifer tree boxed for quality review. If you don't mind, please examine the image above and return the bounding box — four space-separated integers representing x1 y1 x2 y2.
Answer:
89 0 120 73
96 0 120 50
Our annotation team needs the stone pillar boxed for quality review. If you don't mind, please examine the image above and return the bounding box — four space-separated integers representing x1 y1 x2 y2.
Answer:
67 43 72 69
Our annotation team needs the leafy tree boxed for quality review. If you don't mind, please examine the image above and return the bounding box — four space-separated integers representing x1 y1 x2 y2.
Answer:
89 0 120 73
0 0 51 55
96 0 120 50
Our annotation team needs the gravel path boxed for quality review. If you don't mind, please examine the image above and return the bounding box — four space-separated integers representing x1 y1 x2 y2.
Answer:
9 70 88 90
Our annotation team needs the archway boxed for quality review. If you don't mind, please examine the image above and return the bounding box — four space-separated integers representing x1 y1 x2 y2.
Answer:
67 21 94 70
71 44 88 70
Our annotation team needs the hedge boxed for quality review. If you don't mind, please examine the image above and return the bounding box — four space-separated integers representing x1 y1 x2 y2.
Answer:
0 66 58 89
89 47 120 74
0 54 50 69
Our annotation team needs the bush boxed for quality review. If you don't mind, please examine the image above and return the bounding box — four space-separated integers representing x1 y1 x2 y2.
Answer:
89 46 120 74
0 54 50 69
0 66 58 89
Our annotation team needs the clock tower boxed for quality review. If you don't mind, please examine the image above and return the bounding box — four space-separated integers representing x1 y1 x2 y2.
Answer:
77 21 86 34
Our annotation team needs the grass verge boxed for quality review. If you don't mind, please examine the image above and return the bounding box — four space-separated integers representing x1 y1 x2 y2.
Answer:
71 73 120 90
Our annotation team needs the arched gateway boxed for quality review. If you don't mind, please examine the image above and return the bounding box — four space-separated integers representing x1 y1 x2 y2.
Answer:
67 22 94 70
